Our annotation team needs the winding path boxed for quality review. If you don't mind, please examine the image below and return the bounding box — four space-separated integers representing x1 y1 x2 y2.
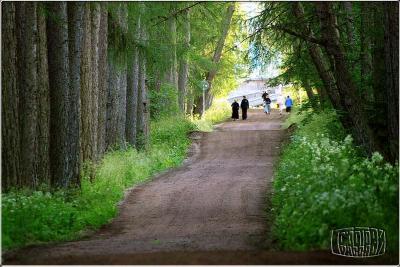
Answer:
4 110 395 264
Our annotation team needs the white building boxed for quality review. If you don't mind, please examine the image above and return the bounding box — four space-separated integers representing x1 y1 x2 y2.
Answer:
227 78 283 107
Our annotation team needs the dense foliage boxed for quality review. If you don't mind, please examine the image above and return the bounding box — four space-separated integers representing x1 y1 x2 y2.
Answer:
250 2 398 163
272 109 399 251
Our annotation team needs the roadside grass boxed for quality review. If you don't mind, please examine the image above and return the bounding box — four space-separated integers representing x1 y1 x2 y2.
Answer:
2 108 230 251
191 99 231 132
272 107 399 251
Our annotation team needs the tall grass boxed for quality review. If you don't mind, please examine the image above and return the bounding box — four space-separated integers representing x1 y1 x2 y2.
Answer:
2 106 230 250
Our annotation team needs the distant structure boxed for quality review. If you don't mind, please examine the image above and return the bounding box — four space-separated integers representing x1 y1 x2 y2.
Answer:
227 78 283 107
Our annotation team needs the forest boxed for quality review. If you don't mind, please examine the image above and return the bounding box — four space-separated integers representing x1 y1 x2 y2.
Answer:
1 1 399 260
2 1 245 190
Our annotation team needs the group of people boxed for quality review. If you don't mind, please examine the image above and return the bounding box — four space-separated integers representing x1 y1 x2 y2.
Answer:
231 92 293 120
231 96 249 121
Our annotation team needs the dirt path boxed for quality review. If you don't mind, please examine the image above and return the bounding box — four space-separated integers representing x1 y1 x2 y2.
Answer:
3 110 396 265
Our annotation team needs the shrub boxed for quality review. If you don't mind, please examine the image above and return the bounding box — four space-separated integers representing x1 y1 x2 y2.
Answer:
272 110 399 251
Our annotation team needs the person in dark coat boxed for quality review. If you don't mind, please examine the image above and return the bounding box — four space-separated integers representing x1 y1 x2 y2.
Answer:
262 91 268 101
231 100 239 121
240 96 249 120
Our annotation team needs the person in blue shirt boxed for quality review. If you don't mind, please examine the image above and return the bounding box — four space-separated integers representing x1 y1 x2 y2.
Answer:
285 96 293 112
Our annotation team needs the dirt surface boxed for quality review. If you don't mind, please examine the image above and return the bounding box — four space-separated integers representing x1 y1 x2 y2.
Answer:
3 110 397 265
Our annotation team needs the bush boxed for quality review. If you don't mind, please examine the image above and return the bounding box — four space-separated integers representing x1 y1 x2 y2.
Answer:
272 109 399 251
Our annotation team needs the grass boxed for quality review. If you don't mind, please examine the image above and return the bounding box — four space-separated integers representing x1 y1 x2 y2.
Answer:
2 106 231 251
272 108 399 251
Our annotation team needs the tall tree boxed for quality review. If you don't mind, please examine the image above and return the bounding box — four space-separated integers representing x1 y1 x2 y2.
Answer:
168 4 178 89
36 2 51 185
197 3 235 114
47 2 73 187
136 4 149 149
178 7 190 113
67 2 84 185
383 2 399 162
16 2 39 187
2 2 20 189
315 2 378 155
80 4 93 162
91 2 101 160
126 12 141 147
97 3 109 157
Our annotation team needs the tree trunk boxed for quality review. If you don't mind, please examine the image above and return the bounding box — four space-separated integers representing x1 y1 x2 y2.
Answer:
47 2 72 187
291 2 342 113
37 2 51 185
91 2 101 160
315 2 378 155
168 3 178 88
136 8 149 150
97 3 108 157
106 59 120 149
360 2 373 103
383 2 399 162
16 2 39 187
302 80 319 110
80 4 93 162
197 3 235 114
1 2 20 189
117 4 128 149
126 13 141 147
178 8 190 113
342 2 355 46
67 2 84 185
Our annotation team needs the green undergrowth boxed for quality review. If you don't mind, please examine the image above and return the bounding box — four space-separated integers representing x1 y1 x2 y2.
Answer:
2 109 230 251
272 108 399 251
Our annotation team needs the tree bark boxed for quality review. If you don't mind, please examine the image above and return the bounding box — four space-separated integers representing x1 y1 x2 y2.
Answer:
80 4 93 162
342 2 355 46
106 58 120 149
360 2 373 103
168 3 178 88
117 4 128 149
291 2 342 112
178 8 190 113
383 2 399 162
126 13 141 147
302 80 319 110
67 2 84 185
91 2 101 160
136 6 150 150
16 2 39 187
97 3 108 157
1 2 20 189
47 2 72 187
37 2 51 185
315 2 378 155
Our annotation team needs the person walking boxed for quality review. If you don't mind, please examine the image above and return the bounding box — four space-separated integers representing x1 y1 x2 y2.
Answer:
264 95 271 115
285 95 293 113
240 96 249 120
261 91 268 101
231 100 239 121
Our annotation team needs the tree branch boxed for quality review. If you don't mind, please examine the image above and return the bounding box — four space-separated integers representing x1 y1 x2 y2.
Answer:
152 2 203 27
